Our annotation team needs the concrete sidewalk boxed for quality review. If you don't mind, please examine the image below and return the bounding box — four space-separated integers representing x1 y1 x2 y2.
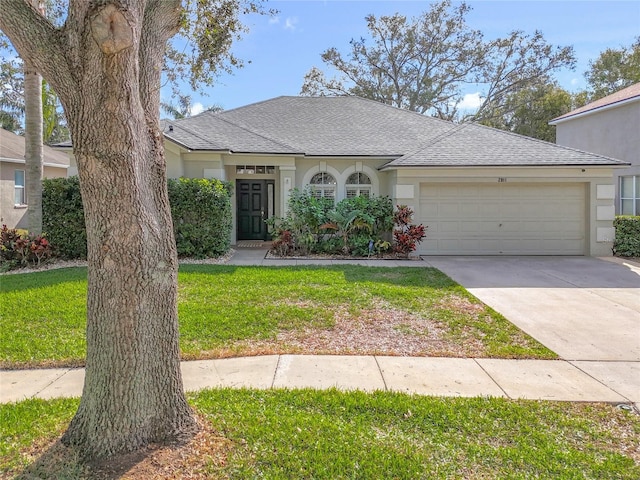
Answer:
1 355 637 406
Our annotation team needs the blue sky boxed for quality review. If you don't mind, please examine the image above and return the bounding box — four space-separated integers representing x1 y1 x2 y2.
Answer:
172 0 640 115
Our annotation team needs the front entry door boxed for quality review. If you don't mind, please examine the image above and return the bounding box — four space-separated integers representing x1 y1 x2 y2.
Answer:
237 180 270 240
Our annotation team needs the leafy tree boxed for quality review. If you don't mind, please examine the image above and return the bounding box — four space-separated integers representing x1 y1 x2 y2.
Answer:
301 1 485 119
480 84 573 142
0 0 267 461
301 0 575 122
585 38 640 100
0 57 69 142
473 30 574 123
0 58 24 132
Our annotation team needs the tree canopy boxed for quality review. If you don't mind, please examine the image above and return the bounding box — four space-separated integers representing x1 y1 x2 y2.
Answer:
300 0 575 122
584 37 640 100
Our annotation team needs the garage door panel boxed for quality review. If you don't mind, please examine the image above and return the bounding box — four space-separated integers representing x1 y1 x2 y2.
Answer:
418 183 585 255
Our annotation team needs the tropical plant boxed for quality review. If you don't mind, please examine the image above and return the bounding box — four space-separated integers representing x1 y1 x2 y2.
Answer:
392 205 427 256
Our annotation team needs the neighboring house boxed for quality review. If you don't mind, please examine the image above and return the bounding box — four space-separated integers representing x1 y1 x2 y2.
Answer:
0 128 69 229
550 83 640 216
60 96 628 256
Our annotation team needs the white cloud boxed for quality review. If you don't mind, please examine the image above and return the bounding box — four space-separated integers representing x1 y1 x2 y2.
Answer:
269 16 280 25
190 103 205 116
570 78 579 86
284 17 298 31
457 92 483 111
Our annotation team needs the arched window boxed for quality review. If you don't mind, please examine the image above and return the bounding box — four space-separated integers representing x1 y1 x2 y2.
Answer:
309 172 337 201
346 172 372 198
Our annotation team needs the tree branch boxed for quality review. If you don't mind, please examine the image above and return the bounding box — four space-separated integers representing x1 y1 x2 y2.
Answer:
0 0 73 100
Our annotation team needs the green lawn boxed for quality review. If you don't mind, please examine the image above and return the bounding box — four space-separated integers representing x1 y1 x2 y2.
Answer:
2 391 639 478
0 265 555 368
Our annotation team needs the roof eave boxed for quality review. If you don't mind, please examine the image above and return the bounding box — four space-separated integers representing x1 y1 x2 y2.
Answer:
549 96 640 125
380 162 630 170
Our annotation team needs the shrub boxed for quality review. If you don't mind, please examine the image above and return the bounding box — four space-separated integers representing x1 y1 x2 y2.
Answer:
268 191 394 257
167 178 233 258
42 176 233 260
613 216 640 257
0 225 53 270
43 176 87 259
392 205 427 256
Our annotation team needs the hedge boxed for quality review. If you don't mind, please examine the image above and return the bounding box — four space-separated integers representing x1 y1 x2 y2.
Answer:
613 216 640 257
167 177 233 258
42 176 233 259
42 176 87 259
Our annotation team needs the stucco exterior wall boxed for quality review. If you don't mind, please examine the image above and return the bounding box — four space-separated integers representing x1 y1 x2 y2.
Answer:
554 100 640 213
0 161 68 229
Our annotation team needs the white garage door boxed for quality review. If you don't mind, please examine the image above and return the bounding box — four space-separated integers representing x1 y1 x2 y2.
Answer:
418 183 586 255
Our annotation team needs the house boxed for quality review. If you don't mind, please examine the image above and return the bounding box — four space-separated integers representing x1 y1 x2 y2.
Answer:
549 83 640 216
160 96 627 256
0 128 69 229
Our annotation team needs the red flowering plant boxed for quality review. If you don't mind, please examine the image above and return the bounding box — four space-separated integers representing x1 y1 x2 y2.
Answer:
0 225 53 270
392 206 427 257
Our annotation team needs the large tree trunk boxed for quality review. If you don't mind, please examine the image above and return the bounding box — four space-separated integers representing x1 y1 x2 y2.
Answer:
24 56 43 235
61 110 196 457
0 0 196 460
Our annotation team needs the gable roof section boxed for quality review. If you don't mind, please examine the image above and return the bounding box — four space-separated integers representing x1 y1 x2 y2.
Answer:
164 96 626 167
384 122 629 168
164 112 301 154
550 83 640 124
0 128 69 167
165 96 453 156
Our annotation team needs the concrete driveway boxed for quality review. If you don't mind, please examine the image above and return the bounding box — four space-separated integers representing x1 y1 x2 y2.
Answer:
423 256 640 362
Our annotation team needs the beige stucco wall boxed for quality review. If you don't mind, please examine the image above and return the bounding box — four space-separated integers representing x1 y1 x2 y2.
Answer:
161 148 397 244
389 166 618 256
0 161 68 230
554 100 640 213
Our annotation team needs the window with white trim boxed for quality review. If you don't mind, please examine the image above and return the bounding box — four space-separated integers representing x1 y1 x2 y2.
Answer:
345 172 372 198
14 170 25 205
309 172 336 201
620 175 640 215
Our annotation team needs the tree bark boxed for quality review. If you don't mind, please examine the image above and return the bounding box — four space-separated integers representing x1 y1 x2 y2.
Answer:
0 0 195 459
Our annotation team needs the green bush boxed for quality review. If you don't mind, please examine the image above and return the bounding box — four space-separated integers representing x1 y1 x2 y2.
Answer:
268 190 394 256
613 216 640 257
42 176 233 259
42 176 87 259
167 177 233 258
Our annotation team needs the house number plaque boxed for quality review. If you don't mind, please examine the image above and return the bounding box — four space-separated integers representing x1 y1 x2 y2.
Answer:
498 177 507 182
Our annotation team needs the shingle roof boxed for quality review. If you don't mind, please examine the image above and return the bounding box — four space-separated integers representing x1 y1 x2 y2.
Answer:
165 96 453 156
384 122 628 168
550 83 640 123
0 128 70 167
163 96 627 167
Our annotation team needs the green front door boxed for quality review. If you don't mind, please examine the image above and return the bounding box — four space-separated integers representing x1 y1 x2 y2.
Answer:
237 180 269 240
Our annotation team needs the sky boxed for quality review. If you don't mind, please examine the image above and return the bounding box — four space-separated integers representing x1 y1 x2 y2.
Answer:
170 0 640 116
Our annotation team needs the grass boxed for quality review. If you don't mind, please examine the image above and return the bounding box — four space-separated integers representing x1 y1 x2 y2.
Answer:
1 390 639 478
0 265 555 368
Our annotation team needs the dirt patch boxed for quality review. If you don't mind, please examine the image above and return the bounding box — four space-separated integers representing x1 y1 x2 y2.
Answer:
213 299 488 358
9 417 232 480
